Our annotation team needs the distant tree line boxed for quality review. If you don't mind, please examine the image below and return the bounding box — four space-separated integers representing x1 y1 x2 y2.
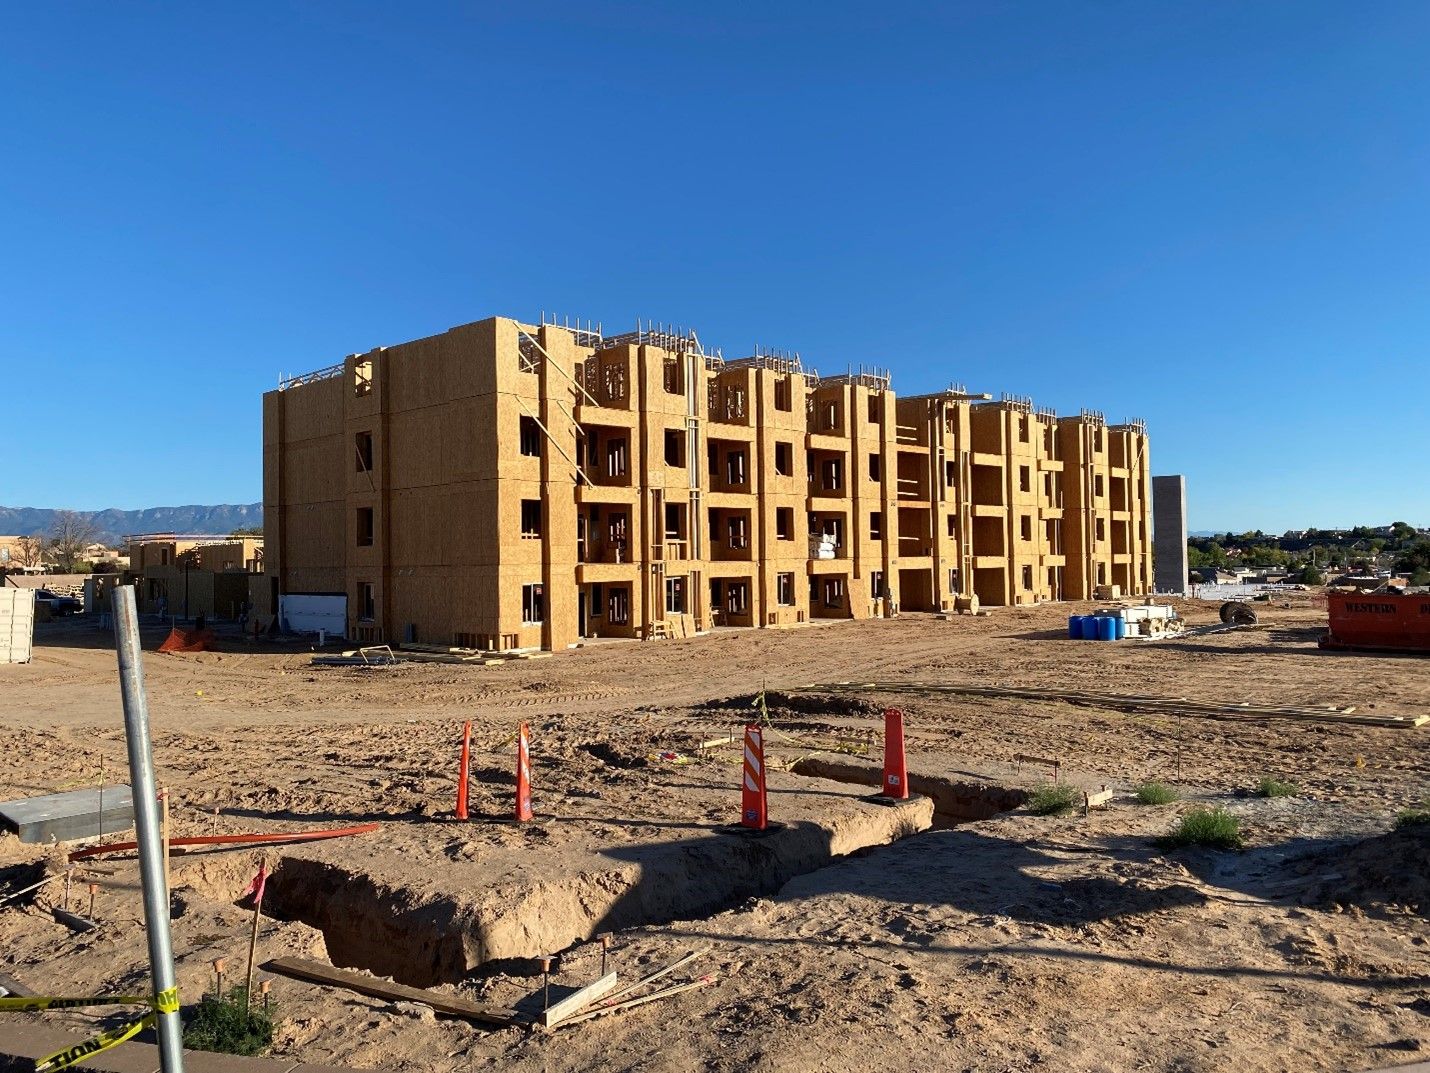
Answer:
1189 522 1430 585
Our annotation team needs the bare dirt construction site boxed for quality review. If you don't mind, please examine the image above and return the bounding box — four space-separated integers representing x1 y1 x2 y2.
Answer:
1 597 1427 1073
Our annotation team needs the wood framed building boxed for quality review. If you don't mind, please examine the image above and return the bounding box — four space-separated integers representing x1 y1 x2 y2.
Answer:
263 316 1151 650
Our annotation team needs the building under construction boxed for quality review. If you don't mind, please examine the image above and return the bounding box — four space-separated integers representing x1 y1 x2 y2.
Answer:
263 316 1152 650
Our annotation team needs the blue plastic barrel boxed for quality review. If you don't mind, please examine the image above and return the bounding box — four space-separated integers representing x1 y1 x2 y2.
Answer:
1110 614 1127 640
1076 615 1098 640
1067 615 1081 639
1095 615 1117 641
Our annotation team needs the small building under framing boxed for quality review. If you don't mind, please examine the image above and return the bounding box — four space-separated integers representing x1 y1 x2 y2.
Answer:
263 316 1152 649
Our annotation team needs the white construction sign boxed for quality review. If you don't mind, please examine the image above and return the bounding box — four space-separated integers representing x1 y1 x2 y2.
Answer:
0 588 36 664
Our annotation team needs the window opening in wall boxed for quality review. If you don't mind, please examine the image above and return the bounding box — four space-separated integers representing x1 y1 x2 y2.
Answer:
1096 563 1107 585
1093 428 1103 452
869 454 881 482
727 515 749 549
521 499 543 538
1094 474 1104 497
1020 515 1032 542
948 568 958 592
590 584 604 617
609 586 630 624
664 429 684 467
356 507 374 547
821 458 842 493
355 431 374 472
1022 565 1033 590
776 572 795 606
608 512 629 560
774 376 792 411
1095 518 1106 542
946 514 957 538
870 570 885 600
774 441 793 476
664 503 686 540
1019 466 1031 493
870 511 883 540
776 507 794 541
520 417 542 458
823 578 845 608
726 582 749 614
665 576 687 614
944 460 955 486
867 395 880 422
607 438 628 478
353 359 372 397
726 450 746 486
1018 415 1029 442
821 401 838 432
522 583 545 624
358 581 375 620
663 355 683 395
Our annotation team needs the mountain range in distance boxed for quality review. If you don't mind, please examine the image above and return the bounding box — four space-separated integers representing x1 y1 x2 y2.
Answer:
0 504 262 547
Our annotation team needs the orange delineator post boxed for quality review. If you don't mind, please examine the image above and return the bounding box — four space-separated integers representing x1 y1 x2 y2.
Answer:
881 708 908 800
456 721 471 821
515 722 534 822
741 724 768 830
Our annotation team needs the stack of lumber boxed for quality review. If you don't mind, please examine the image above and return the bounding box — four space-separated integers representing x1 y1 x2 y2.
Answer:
798 681 1427 730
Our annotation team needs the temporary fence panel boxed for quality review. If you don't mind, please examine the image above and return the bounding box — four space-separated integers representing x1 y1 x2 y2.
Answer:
0 589 35 664
279 593 347 638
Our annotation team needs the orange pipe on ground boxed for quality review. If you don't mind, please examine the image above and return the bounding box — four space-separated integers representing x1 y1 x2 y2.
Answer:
68 822 380 862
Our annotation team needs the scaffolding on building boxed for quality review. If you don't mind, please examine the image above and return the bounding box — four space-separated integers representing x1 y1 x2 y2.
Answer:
539 311 604 350
998 392 1035 413
278 361 346 391
818 364 892 390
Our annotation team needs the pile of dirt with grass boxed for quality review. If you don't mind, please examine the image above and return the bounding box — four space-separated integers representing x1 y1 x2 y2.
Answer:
1297 822 1430 916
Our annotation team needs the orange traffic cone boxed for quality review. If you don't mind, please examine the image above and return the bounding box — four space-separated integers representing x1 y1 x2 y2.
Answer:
741 724 767 830
881 708 908 800
515 722 533 822
456 720 471 821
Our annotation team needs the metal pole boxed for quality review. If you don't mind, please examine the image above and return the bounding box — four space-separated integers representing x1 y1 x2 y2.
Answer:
113 585 185 1073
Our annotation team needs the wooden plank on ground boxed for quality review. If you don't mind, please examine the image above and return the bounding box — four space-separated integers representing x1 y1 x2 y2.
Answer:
0 973 35 997
540 971 618 1028
263 956 514 1027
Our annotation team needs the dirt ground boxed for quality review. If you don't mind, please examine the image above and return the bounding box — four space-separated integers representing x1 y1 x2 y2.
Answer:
1 597 1427 1073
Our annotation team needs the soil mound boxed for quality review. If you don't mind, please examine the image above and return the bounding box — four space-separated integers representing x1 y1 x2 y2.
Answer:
1300 822 1430 916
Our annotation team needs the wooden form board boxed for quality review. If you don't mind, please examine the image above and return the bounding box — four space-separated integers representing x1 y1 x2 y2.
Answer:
263 957 514 1027
540 971 618 1028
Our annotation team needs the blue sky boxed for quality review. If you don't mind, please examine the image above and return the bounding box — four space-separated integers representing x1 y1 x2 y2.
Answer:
2 2 1427 532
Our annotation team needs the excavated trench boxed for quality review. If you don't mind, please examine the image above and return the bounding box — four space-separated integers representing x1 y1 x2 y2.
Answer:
789 756 1029 825
262 794 934 988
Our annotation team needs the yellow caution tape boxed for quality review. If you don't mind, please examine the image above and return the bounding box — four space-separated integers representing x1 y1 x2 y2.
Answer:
36 1012 153 1073
2 989 180 1073
0 996 149 1012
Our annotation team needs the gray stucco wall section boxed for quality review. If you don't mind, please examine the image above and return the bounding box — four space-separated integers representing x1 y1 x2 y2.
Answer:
1153 474 1188 594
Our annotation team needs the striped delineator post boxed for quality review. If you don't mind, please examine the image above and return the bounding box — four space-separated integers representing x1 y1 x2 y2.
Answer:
515 723 533 822
881 708 909 800
741 724 767 830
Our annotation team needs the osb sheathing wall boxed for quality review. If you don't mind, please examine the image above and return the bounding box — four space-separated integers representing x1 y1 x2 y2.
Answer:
264 315 1153 650
1057 416 1152 601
